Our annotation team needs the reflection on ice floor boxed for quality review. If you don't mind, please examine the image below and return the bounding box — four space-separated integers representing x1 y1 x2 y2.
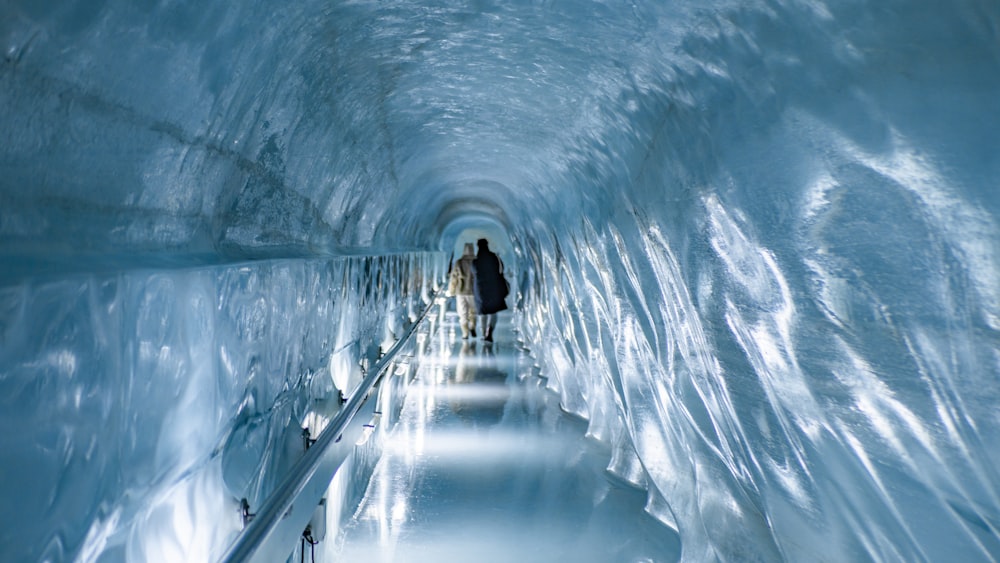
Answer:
332 312 680 563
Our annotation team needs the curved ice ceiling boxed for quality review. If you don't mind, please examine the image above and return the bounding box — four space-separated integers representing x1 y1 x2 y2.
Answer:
2 0 999 561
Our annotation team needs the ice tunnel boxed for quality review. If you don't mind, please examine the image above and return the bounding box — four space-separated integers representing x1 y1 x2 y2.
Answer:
2 0 999 561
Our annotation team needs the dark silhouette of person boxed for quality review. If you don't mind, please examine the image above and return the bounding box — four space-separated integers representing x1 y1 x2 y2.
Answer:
472 238 508 342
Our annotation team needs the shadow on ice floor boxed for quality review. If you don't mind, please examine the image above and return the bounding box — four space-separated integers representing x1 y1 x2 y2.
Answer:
331 309 681 563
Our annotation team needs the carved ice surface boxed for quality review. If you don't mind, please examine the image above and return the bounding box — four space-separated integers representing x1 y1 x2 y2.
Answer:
1 0 998 561
0 255 443 562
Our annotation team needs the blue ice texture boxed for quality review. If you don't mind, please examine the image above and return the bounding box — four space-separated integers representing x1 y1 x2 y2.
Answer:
1 0 998 561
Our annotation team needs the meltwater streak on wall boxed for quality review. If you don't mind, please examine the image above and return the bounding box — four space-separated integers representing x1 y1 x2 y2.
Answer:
2 0 1000 561
0 253 444 562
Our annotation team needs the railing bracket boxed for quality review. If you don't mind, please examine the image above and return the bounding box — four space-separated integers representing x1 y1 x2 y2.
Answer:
241 498 256 528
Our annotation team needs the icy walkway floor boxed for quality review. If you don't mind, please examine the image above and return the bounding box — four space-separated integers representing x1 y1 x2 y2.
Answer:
332 311 680 562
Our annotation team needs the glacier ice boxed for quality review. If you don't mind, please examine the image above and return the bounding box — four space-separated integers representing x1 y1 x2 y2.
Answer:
0 255 443 562
2 0 999 561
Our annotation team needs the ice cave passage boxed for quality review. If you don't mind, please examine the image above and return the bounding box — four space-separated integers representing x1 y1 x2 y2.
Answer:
2 0 999 561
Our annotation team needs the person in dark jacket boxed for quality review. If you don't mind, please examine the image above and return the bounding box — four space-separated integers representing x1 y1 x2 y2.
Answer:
472 238 508 342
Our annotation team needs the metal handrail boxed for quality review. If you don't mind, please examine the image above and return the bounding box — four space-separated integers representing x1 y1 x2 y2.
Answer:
218 293 440 563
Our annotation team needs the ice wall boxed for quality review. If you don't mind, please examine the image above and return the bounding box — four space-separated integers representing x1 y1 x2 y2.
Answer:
3 0 1000 561
516 3 1000 561
0 254 442 561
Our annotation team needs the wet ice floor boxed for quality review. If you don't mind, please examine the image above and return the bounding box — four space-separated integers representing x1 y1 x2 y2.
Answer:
332 311 681 563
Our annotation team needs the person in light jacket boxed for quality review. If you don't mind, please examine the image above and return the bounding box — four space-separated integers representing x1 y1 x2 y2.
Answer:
472 238 508 342
448 242 478 339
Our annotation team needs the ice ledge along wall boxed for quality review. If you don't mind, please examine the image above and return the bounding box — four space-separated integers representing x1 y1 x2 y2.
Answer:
0 253 445 562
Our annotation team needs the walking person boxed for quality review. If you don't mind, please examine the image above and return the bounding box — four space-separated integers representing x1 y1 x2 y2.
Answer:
472 238 509 342
448 242 478 339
